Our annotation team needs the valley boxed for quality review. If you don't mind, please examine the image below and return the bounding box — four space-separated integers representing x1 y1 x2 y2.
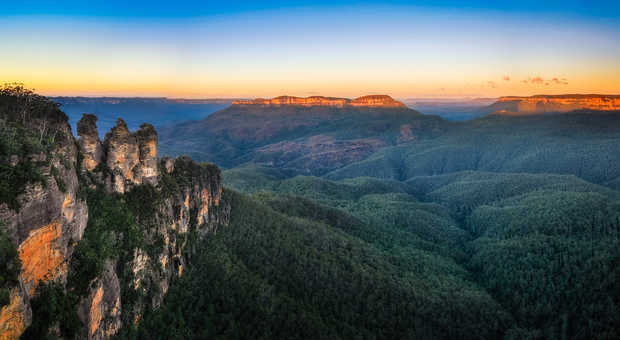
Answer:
149 94 620 339
1 88 619 339
4 1 620 339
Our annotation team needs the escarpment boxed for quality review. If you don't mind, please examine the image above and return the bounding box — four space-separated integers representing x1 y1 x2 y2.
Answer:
489 94 620 114
233 94 406 108
0 91 87 339
0 89 229 339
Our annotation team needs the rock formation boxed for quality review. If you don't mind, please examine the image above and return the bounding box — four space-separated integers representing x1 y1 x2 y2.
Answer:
74 117 229 339
349 95 406 108
103 118 160 193
78 260 121 340
491 94 620 114
0 93 229 340
77 114 103 172
233 95 406 108
0 100 87 339
77 116 160 193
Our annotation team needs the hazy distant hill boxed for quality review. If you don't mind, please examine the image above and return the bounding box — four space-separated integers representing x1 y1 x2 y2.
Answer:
159 95 445 174
404 98 496 121
325 112 620 184
160 95 620 184
52 97 232 137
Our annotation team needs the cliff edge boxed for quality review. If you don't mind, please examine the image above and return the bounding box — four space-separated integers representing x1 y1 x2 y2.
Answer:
488 94 620 114
233 94 406 108
0 87 230 340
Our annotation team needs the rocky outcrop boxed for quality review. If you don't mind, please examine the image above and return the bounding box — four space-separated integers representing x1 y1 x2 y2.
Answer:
0 96 88 340
77 116 160 193
18 221 65 296
233 95 406 108
164 156 228 236
74 118 228 338
491 94 620 114
0 288 28 340
78 260 121 340
1 94 229 340
77 114 103 172
134 124 158 186
103 119 159 193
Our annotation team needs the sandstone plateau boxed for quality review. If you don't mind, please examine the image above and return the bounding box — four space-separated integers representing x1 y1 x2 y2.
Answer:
491 94 620 114
233 95 406 108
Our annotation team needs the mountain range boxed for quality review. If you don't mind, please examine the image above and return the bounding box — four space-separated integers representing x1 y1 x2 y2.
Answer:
1 88 620 339
483 94 620 115
159 94 620 182
52 97 233 137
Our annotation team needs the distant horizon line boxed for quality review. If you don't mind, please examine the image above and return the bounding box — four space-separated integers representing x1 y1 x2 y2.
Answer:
46 93 620 101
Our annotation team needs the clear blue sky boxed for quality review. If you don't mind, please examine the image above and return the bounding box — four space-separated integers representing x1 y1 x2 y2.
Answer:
2 1 619 98
3 1 619 19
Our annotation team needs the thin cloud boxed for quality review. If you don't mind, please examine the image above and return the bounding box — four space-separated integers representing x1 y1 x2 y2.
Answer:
503 75 510 81
487 81 497 88
523 76 569 85
530 76 545 84
551 77 569 85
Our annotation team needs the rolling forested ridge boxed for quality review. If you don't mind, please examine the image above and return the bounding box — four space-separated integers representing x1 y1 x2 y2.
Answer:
1 87 620 339
138 101 620 339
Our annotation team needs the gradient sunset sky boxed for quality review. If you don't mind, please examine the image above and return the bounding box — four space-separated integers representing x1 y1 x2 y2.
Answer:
1 0 619 98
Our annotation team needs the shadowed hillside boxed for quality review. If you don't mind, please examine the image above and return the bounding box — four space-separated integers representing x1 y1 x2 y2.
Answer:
325 113 620 184
159 96 445 174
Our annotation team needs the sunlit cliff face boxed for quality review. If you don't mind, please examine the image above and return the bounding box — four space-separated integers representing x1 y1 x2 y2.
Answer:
497 95 620 113
232 95 406 108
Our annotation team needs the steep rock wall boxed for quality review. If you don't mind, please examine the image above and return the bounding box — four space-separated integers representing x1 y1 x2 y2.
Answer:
0 96 88 340
100 118 159 193
494 95 620 114
74 116 229 339
233 94 406 108
1 93 229 340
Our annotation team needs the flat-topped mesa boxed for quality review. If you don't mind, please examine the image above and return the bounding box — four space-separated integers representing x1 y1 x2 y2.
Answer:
232 95 406 108
496 94 620 113
233 96 349 107
349 95 406 108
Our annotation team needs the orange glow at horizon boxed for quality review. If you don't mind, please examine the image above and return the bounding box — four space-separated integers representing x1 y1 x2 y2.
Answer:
1 9 619 99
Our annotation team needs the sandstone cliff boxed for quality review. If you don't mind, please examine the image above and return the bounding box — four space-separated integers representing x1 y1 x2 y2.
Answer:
98 118 160 193
233 95 406 108
349 95 406 108
77 114 104 172
0 89 229 339
0 91 87 339
489 94 620 114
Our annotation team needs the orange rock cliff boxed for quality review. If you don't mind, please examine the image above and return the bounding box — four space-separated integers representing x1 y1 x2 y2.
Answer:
495 94 620 113
0 97 230 340
233 95 406 108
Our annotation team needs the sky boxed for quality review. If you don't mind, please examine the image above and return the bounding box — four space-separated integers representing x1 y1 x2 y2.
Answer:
1 1 619 98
